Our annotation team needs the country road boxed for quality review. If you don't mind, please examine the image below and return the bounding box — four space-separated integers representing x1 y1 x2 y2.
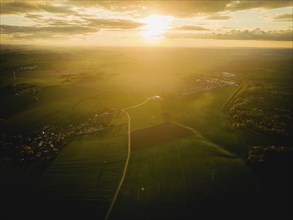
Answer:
104 96 161 220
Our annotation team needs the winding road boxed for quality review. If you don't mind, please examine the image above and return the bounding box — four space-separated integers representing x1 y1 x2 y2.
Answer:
104 96 161 220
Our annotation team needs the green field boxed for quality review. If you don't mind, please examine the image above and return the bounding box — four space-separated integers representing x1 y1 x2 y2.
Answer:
110 87 266 219
131 123 193 151
0 47 292 219
111 135 260 219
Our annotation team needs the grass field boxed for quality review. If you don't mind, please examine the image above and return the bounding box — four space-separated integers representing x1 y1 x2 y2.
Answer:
163 86 250 155
1 47 292 219
3 132 128 219
110 134 264 219
107 86 256 219
131 123 192 151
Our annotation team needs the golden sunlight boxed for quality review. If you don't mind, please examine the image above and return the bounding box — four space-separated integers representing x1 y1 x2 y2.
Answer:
139 14 173 42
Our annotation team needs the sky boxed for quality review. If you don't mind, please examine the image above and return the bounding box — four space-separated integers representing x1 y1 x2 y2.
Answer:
0 0 292 48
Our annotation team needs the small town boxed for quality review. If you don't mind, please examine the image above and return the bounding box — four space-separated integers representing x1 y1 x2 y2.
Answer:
180 72 238 96
0 108 117 164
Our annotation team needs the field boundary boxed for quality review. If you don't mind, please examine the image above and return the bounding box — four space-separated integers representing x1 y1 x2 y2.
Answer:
222 83 243 121
221 82 274 137
171 121 236 157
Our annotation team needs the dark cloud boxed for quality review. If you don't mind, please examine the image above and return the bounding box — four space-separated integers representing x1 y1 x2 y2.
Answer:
47 19 85 26
0 2 39 14
0 1 76 15
9 32 56 40
207 14 232 20
175 25 210 31
24 14 86 27
0 25 98 35
85 18 144 29
272 13 293 22
71 1 292 17
166 28 293 41
25 14 44 19
213 28 293 41
38 5 76 14
1 1 292 17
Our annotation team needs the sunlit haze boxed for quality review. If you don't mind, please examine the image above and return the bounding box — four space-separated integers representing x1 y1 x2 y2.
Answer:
1 1 293 220
139 15 174 43
0 0 292 47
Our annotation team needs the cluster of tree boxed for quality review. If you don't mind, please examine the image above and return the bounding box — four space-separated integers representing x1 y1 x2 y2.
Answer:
227 82 292 137
247 146 293 167
247 145 293 186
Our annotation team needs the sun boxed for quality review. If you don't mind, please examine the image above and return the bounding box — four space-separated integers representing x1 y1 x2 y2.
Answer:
139 14 173 42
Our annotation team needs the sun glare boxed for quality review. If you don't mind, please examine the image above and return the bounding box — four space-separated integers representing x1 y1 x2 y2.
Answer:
139 14 173 42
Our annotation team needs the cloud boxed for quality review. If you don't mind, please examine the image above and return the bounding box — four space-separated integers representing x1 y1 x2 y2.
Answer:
272 13 293 22
38 4 76 14
0 1 76 15
166 28 293 41
0 2 39 14
23 14 87 27
226 1 292 11
25 14 44 19
0 16 143 40
2 1 292 17
0 25 98 34
46 19 80 27
206 15 232 20
214 28 293 41
86 18 144 29
1 0 292 44
71 1 292 17
89 1 229 17
175 25 210 31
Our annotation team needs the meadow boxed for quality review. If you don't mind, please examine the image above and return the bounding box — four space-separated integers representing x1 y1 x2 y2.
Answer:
0 46 292 219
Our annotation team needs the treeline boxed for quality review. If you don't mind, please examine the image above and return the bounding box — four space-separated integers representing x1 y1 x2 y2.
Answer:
247 145 293 170
226 81 292 137
247 145 293 187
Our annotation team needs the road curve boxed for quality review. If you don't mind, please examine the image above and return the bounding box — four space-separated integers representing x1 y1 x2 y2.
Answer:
122 96 154 111
104 96 160 220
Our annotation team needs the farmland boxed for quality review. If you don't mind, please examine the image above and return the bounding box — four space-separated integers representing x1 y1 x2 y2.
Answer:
0 46 292 219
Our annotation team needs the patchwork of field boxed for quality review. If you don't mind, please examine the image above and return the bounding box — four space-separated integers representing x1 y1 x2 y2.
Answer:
6 133 128 219
109 86 274 219
111 134 263 219
1 47 292 219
